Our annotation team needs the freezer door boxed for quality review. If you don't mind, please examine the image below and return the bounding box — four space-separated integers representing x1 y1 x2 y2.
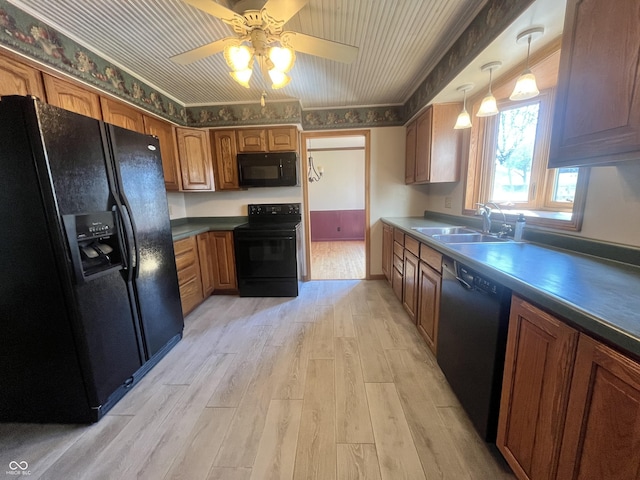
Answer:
34 101 144 405
108 124 183 359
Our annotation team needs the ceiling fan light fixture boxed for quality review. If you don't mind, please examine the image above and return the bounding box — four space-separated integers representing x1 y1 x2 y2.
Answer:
269 46 295 73
224 44 253 71
269 69 290 89
231 68 253 88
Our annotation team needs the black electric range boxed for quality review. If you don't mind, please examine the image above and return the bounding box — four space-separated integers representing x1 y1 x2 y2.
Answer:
233 203 302 297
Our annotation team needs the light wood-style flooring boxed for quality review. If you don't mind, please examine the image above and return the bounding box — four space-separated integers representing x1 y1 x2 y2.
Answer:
0 280 513 480
311 241 365 280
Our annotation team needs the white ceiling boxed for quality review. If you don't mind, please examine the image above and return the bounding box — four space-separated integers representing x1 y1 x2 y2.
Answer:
9 0 488 108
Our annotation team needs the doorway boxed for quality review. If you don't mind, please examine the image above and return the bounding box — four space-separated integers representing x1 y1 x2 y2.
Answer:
301 130 370 280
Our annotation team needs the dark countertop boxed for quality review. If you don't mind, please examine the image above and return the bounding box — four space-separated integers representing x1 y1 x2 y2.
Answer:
382 217 640 359
171 217 247 241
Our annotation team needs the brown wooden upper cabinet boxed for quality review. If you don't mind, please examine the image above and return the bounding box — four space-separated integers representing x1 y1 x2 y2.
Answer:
100 97 145 134
143 115 182 191
268 127 298 151
176 127 214 191
211 130 239 190
405 103 460 184
237 127 298 152
549 0 640 167
0 53 45 99
43 74 102 120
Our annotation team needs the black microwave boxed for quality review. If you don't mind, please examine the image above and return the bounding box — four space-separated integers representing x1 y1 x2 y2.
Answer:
237 152 299 188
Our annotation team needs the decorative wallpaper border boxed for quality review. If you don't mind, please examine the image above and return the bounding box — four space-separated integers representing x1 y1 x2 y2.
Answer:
1 0 534 130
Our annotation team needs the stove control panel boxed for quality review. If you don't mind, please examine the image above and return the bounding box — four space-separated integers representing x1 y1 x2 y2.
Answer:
248 203 301 216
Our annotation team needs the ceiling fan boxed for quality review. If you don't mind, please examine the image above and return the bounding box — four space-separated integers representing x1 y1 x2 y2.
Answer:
171 0 359 89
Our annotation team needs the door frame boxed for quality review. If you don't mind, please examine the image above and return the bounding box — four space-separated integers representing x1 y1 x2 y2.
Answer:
301 129 371 281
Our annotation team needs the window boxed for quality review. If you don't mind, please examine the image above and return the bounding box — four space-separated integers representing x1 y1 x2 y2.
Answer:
464 45 589 231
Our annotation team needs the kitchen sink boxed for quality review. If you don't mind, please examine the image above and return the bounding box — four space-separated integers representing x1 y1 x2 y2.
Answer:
411 226 477 236
430 233 511 244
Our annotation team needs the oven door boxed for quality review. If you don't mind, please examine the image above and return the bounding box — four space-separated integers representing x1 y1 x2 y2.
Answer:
234 233 297 279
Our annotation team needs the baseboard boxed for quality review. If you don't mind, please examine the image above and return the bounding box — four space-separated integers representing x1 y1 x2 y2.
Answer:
368 274 386 280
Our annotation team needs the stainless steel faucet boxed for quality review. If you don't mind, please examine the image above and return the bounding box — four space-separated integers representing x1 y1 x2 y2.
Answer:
477 203 512 237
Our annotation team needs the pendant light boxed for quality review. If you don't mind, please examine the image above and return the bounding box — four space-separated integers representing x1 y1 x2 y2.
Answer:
454 84 474 129
510 27 545 101
476 61 502 117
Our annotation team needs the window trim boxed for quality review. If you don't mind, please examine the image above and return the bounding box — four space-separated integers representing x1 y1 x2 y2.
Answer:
462 38 589 232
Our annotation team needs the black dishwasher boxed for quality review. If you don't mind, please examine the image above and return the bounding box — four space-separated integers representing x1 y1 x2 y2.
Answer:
437 256 511 442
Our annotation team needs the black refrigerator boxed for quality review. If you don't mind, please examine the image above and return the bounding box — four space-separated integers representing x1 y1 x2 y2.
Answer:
0 95 183 423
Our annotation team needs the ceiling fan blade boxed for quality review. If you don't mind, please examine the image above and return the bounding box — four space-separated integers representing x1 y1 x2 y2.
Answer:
280 32 358 63
262 0 309 24
170 37 237 65
182 0 244 24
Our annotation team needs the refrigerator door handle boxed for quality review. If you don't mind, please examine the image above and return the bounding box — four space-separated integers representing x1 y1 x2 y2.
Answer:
119 201 140 279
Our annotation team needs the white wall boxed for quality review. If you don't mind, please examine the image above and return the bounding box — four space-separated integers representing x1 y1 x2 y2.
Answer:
182 187 302 216
369 127 431 275
166 192 186 220
426 149 640 248
308 150 365 211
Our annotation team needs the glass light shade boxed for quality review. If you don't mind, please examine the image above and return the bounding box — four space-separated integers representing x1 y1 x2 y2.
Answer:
476 94 499 117
269 69 290 89
510 70 540 100
230 68 252 88
269 47 295 73
225 45 252 71
454 109 472 129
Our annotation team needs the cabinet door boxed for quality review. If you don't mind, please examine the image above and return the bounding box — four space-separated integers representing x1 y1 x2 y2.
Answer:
209 231 237 291
416 262 440 354
392 265 403 302
414 108 432 183
382 223 393 283
143 115 181 191
430 103 460 182
176 127 214 191
100 97 145 133
268 127 298 151
43 74 102 120
549 0 640 167
497 296 579 480
212 130 239 190
557 335 640 480
402 250 419 322
237 128 267 152
0 54 45 98
405 121 417 184
174 236 204 316
197 233 214 297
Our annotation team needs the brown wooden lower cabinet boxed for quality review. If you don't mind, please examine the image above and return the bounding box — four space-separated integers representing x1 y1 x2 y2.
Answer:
556 335 640 480
416 261 440 354
402 249 419 322
174 236 204 316
382 223 393 284
498 295 640 480
209 231 237 292
197 232 214 297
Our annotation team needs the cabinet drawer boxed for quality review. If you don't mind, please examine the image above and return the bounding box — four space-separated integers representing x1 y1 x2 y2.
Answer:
174 236 197 256
393 254 404 274
420 243 442 272
393 229 405 246
393 241 404 259
179 276 203 315
405 236 420 257
175 249 197 272
177 262 198 286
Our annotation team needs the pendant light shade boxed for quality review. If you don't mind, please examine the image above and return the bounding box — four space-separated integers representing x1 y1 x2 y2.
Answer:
476 62 501 117
510 27 545 101
454 84 474 129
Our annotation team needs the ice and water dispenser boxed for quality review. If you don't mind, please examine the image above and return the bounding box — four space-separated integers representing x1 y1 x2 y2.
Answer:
63 211 124 282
